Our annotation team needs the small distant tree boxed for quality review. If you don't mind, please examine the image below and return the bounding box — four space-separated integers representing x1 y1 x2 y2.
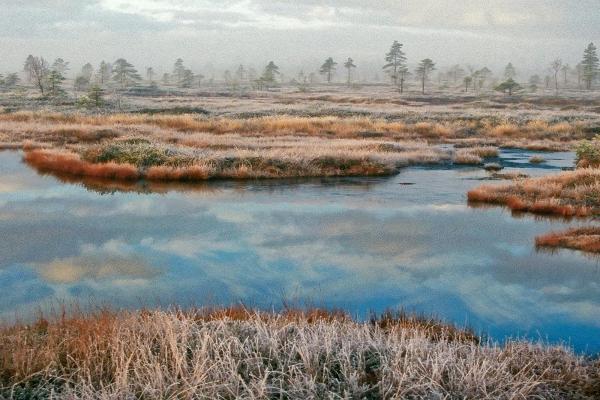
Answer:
88 85 105 107
112 58 141 90
74 75 90 95
576 62 584 89
495 78 522 96
28 56 50 95
181 69 194 88
23 55 35 83
259 61 280 88
3 73 19 88
146 67 155 83
449 65 466 85
173 58 186 85
475 67 492 91
529 75 541 92
582 42 599 90
196 73 205 88
415 58 435 94
464 76 473 92
162 73 170 85
320 57 337 83
236 65 246 82
80 63 94 81
383 40 406 85
397 67 410 93
97 61 111 86
561 64 570 85
247 68 257 83
47 69 66 98
504 62 517 79
550 58 562 93
343 57 356 86
52 58 69 75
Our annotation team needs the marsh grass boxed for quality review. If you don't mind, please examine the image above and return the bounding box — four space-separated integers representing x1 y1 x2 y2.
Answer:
24 134 452 180
468 168 600 217
535 226 600 254
0 111 587 180
0 307 598 399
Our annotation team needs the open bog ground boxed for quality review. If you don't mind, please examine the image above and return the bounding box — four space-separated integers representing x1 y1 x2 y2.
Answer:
1 89 600 398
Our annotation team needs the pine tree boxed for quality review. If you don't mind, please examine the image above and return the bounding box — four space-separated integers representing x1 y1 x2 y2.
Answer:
495 78 522 96
181 69 195 88
383 41 406 85
81 63 94 81
23 55 35 83
582 43 599 90
415 59 435 94
504 63 517 79
344 58 356 86
88 85 105 107
320 57 337 83
97 61 111 86
173 58 186 86
260 61 280 88
52 58 69 75
112 58 141 90
47 69 66 98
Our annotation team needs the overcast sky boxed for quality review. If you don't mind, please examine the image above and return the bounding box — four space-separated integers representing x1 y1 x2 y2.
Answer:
0 0 598 77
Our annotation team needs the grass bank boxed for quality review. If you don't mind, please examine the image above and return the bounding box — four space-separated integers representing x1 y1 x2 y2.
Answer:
467 168 600 218
1 307 598 399
535 227 600 254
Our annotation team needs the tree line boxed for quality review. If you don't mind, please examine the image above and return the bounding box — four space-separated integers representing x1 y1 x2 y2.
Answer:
4 41 599 104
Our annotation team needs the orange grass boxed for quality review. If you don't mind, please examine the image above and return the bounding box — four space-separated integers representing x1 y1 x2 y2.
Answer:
535 227 600 253
0 112 585 144
1 307 598 399
24 149 140 180
467 168 600 217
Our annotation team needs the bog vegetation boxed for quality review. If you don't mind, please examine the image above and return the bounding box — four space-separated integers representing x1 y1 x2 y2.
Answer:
1 307 598 400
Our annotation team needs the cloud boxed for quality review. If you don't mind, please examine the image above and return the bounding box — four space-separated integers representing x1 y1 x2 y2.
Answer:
34 240 161 283
0 0 597 73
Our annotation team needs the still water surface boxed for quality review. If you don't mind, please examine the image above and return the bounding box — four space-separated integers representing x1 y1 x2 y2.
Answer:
0 149 598 352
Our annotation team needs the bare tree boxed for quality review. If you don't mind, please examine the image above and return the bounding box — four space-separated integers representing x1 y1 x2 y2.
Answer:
28 56 50 95
560 64 570 85
550 59 562 94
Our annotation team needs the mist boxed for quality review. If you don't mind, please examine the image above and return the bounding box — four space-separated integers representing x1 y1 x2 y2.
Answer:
1 0 598 78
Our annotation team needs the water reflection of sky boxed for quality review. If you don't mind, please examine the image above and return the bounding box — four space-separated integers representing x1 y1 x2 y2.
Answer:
1 149 599 353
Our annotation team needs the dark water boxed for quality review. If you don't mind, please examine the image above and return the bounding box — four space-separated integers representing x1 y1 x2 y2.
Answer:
1 149 599 353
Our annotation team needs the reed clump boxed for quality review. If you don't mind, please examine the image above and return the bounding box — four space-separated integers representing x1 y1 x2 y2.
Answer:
0 307 598 399
535 226 600 253
467 168 600 217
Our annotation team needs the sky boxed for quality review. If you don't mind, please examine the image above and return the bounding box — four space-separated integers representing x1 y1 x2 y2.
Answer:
0 0 598 78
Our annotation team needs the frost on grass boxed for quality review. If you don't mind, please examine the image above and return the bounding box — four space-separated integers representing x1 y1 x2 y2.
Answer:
468 168 600 217
1 308 598 399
